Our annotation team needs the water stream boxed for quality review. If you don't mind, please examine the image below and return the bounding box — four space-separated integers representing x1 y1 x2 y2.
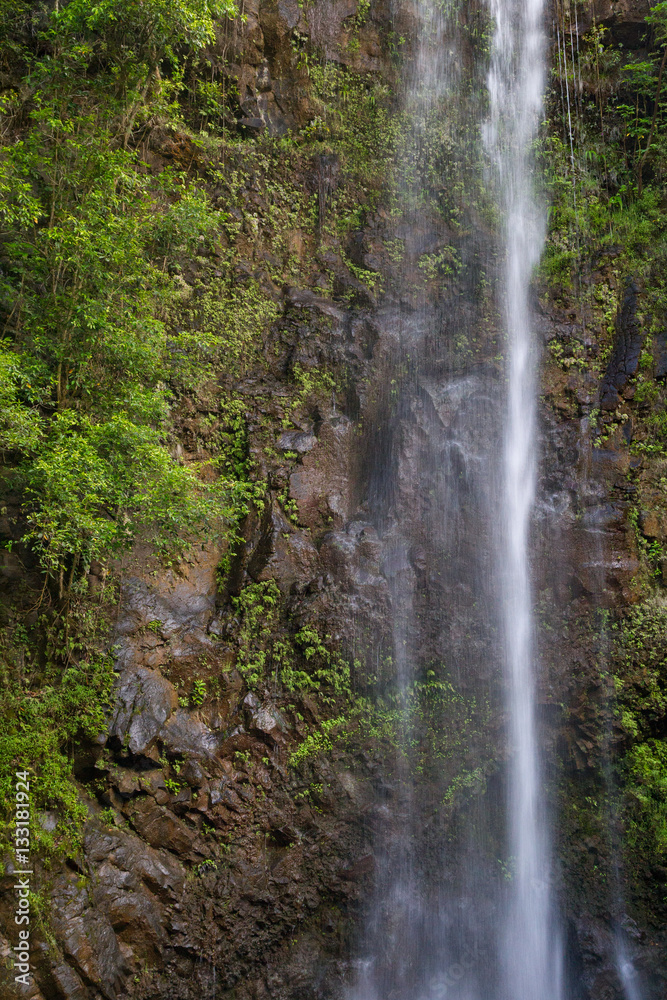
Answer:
485 0 563 996
352 1 563 997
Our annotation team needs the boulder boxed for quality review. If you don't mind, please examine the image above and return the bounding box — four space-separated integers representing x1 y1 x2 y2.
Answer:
250 704 289 744
127 798 196 855
108 667 177 757
50 878 128 999
160 709 221 759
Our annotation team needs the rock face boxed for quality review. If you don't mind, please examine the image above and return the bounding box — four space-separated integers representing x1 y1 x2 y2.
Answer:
582 0 652 44
109 667 179 758
600 280 643 410
2 2 667 999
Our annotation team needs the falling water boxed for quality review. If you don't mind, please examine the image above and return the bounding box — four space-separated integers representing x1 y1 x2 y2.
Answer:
352 0 564 997
485 0 563 997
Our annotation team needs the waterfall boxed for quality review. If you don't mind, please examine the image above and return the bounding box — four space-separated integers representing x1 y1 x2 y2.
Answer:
485 0 563 998
352 1 564 998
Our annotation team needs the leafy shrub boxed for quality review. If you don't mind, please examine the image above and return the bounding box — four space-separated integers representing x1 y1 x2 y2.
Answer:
0 603 115 864
0 4 259 590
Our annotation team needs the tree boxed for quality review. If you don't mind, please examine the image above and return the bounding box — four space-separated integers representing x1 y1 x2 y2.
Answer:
638 1 667 192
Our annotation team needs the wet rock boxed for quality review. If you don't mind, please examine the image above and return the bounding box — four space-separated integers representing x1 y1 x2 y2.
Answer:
335 770 367 807
50 963 88 1000
256 58 271 91
581 0 652 46
278 430 318 453
572 914 659 1000
170 786 193 815
217 729 267 759
289 416 354 529
243 691 260 711
50 877 128 999
286 286 346 321
338 853 374 881
236 782 256 804
654 329 667 379
112 546 220 681
179 759 206 788
600 280 643 409
255 510 320 593
318 522 389 620
127 798 196 854
239 116 265 131
210 780 245 813
160 709 221 759
306 0 358 61
84 824 185 900
191 787 210 812
580 504 627 533
591 447 630 476
108 667 177 756
314 153 341 229
111 769 142 797
250 704 289 744
638 509 666 540
253 763 273 790
115 570 214 641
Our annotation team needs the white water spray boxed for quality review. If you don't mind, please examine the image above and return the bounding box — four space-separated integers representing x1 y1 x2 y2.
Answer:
485 1 563 997
351 2 567 996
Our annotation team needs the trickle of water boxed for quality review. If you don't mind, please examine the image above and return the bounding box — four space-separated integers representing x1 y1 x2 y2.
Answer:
616 934 644 1000
485 0 563 996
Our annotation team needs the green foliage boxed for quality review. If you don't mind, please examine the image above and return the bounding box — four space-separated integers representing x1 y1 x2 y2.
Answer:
283 626 351 698
195 858 218 875
170 266 280 390
233 581 282 688
613 602 667 743
59 0 237 58
626 739 667 855
304 59 399 187
97 806 118 826
602 601 667 907
296 42 489 227
191 678 207 706
537 243 577 288
354 0 371 28
232 582 352 699
0 1 270 590
2 120 168 411
288 716 347 768
418 245 462 282
0 342 44 454
362 668 495 787
0 602 115 864
19 412 241 581
543 2 667 309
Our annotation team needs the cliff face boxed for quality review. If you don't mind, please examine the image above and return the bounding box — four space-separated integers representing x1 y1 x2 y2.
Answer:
1 2 667 999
